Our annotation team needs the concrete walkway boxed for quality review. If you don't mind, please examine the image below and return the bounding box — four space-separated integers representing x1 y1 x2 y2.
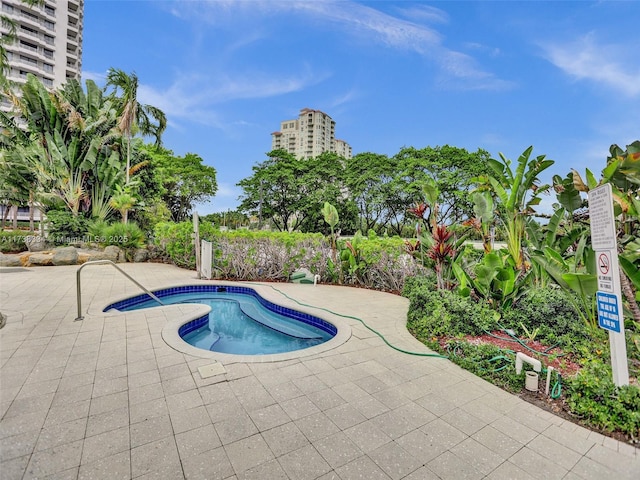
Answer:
0 263 638 479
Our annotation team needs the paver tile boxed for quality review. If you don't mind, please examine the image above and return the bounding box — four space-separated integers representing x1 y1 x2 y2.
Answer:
81 425 130 465
314 431 363 468
278 444 332 480
368 441 423 480
1 264 638 480
224 434 274 474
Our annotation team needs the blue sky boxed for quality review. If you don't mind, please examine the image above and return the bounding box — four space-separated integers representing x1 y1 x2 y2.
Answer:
82 0 640 216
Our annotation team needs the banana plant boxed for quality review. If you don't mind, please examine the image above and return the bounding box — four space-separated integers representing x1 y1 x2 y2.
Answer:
531 246 598 333
453 250 528 310
321 201 339 264
463 190 495 253
476 146 553 271
339 231 368 285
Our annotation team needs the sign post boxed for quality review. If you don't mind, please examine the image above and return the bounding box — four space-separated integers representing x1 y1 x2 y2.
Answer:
588 183 629 386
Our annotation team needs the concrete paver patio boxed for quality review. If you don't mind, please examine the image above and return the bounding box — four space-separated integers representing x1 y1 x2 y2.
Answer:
0 262 638 479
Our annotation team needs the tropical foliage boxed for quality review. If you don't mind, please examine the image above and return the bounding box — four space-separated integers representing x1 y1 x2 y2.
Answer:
1 73 216 239
2 62 639 444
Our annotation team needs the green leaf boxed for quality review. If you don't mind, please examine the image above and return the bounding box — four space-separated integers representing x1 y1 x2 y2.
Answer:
585 169 598 189
619 256 640 291
562 272 598 297
544 208 563 247
601 159 620 183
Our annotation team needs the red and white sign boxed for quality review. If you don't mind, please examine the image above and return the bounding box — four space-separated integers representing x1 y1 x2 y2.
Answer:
598 252 610 275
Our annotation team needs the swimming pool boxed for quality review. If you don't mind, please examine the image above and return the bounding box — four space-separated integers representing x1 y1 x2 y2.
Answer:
103 285 337 356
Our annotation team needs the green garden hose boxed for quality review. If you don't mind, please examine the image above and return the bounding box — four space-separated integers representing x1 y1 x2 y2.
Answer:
486 325 565 357
248 282 448 359
237 283 565 398
542 368 563 399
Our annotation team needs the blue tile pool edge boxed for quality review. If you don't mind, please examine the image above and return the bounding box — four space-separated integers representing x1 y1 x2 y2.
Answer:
103 284 338 337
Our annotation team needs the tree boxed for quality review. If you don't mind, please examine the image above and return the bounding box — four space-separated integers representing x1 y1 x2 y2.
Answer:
0 108 36 229
238 150 308 232
238 150 356 233
144 146 218 222
1 74 126 220
296 152 357 234
344 152 397 234
105 68 167 184
393 145 493 226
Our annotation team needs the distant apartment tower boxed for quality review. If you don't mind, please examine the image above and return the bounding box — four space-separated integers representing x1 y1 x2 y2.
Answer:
271 108 352 159
1 0 83 110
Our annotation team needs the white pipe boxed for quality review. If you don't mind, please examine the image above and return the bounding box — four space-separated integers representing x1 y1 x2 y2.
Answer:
314 274 321 286
515 352 542 374
545 366 554 396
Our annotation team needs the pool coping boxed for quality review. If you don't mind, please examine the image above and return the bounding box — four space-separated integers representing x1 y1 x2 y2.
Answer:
94 279 353 364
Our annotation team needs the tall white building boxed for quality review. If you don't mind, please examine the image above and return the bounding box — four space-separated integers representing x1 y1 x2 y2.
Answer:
271 108 352 159
1 0 83 110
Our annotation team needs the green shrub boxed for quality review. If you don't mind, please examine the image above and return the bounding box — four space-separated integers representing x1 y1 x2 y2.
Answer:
500 287 591 348
405 287 498 338
152 222 423 290
440 340 525 392
402 274 437 297
0 230 28 253
87 220 146 260
102 222 146 249
565 361 640 439
153 221 216 269
45 210 90 245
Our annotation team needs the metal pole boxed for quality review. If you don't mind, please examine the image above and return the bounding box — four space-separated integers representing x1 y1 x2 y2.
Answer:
75 260 165 321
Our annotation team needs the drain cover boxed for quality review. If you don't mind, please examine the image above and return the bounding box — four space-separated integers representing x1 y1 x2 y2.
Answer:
198 363 226 378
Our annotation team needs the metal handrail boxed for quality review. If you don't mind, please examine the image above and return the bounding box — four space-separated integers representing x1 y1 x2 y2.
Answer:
75 260 165 321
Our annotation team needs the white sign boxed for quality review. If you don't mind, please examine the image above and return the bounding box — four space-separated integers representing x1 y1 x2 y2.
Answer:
588 183 628 386
595 249 620 293
588 184 617 250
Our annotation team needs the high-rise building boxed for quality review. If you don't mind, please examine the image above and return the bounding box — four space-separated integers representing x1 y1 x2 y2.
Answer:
1 0 83 110
271 108 352 159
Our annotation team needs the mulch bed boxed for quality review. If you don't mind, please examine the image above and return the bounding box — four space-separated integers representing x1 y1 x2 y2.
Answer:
436 331 640 446
457 330 582 377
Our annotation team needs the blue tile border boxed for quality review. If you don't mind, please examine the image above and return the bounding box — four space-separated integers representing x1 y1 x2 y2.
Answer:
104 284 338 337
178 314 209 337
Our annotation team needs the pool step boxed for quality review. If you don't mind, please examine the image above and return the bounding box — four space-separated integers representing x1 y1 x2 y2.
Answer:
209 332 220 351
237 301 323 340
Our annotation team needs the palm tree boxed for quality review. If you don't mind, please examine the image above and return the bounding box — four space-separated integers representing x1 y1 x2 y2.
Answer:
105 68 167 184
109 187 136 223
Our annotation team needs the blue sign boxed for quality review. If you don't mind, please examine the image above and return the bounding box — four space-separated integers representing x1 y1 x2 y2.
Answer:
597 291 622 333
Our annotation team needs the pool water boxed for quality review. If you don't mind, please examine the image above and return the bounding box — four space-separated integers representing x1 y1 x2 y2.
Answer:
105 287 335 355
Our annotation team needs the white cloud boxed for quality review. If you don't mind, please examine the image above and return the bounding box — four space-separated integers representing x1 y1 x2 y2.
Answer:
395 4 449 25
541 33 640 97
173 0 509 91
81 70 106 83
135 67 327 129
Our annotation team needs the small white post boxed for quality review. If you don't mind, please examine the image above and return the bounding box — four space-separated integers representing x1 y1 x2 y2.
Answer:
193 212 201 279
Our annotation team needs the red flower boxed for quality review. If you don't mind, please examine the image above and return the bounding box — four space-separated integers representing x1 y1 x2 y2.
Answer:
407 202 428 219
